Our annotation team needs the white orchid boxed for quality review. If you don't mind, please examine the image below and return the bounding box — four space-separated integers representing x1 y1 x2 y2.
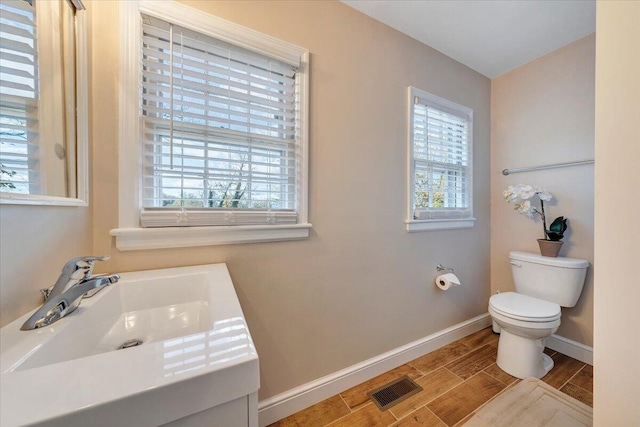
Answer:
538 190 553 201
503 185 520 202
504 184 553 204
503 184 566 240
518 185 537 200
515 200 536 218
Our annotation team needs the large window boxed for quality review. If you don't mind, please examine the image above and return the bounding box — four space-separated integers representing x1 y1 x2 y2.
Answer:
139 15 300 227
113 0 310 250
406 87 474 231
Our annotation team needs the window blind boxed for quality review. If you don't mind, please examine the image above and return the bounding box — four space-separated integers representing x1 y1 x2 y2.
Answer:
139 14 300 227
0 0 39 194
412 97 471 220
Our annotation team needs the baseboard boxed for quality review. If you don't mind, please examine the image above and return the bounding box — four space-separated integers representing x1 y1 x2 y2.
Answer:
257 313 492 427
546 334 593 365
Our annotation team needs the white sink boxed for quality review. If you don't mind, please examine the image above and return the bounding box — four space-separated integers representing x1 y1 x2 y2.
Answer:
0 264 259 427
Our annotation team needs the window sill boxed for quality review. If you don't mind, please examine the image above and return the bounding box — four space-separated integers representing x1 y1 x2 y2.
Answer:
1 193 88 207
405 218 476 232
110 223 312 251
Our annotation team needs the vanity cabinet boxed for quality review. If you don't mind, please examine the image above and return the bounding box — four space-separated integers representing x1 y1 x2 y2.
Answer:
163 393 258 427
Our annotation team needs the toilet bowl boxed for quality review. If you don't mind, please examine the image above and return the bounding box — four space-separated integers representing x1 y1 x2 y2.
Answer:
488 251 588 380
489 292 561 378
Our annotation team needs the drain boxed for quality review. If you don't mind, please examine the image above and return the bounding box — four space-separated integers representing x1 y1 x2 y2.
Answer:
368 376 423 411
117 339 144 350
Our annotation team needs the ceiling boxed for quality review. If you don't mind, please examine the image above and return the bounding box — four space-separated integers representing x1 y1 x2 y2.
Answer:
341 0 596 79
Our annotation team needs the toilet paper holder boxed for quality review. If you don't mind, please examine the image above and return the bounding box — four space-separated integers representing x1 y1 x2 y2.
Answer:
436 264 454 273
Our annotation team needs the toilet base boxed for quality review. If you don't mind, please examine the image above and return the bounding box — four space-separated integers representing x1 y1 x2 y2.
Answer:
542 353 554 374
492 320 501 333
496 329 554 379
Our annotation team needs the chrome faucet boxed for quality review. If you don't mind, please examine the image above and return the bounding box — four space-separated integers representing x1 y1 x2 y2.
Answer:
41 256 111 300
21 256 119 331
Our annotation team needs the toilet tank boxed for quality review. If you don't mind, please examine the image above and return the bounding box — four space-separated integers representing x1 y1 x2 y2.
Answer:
509 251 589 307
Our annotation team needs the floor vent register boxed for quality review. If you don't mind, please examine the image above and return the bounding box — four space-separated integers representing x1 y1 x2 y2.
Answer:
367 375 423 411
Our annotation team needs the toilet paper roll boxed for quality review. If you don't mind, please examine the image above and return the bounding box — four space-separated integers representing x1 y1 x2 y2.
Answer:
435 273 461 291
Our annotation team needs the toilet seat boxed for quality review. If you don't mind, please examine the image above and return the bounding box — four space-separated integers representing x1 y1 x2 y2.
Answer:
489 292 560 323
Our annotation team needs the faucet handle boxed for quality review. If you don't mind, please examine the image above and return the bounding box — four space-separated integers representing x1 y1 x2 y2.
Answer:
43 256 112 303
62 256 110 280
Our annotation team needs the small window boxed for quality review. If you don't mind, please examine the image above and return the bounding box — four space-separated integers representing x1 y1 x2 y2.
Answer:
406 87 474 231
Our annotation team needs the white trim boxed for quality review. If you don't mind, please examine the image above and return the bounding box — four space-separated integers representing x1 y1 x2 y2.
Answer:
138 0 306 67
406 87 474 231
546 334 593 366
296 51 310 225
119 0 142 229
117 1 310 247
74 8 89 206
110 223 312 251
257 313 492 427
406 218 476 232
415 91 473 119
0 193 87 206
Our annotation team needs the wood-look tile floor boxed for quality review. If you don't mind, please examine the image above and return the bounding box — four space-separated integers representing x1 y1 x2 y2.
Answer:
268 328 593 427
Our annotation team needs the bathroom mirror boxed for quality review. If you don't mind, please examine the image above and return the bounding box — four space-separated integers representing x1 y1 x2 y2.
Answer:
0 0 88 206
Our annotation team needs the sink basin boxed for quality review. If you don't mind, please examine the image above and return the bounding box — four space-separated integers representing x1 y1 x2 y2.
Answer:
8 271 215 372
0 264 259 427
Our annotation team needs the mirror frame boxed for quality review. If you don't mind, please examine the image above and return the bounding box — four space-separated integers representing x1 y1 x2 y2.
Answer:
0 1 89 207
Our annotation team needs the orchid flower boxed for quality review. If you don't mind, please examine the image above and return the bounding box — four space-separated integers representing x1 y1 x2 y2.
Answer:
503 185 520 202
518 185 536 200
503 184 566 240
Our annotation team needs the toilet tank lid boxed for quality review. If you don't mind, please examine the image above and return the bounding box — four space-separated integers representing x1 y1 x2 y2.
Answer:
509 251 589 269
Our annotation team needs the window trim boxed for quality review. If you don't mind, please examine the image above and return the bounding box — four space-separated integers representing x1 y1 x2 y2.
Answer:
405 87 475 232
111 0 310 250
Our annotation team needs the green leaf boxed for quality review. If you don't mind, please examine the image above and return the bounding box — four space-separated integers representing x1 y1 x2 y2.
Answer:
546 216 568 241
549 216 568 233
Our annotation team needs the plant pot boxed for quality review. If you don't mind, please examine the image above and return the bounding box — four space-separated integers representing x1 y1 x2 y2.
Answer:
537 239 563 257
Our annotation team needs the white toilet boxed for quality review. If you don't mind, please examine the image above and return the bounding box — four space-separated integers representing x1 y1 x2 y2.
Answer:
489 251 589 379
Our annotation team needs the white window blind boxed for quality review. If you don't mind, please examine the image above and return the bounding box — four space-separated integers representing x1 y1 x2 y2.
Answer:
139 14 300 228
0 0 39 194
411 91 472 221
